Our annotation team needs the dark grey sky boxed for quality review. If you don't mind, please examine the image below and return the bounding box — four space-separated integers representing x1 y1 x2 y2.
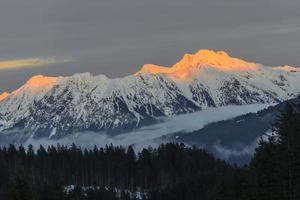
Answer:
1 0 300 92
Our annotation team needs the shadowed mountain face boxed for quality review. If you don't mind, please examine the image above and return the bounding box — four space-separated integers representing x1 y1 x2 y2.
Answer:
172 96 300 164
0 50 299 141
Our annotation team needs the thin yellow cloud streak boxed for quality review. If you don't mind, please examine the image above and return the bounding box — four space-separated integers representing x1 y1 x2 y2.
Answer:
0 58 70 70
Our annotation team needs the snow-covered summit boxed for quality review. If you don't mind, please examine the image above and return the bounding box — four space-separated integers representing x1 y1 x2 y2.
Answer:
172 49 258 71
0 49 300 139
12 75 61 96
137 49 264 82
137 50 258 78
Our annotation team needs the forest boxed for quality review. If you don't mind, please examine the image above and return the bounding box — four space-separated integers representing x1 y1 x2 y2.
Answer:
0 103 299 200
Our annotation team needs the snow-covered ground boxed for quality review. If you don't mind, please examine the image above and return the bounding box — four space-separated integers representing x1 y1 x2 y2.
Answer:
64 185 147 200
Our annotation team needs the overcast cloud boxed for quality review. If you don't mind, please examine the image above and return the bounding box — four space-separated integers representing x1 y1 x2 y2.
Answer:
1 0 300 92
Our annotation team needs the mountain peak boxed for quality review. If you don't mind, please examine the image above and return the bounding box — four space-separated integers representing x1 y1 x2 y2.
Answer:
194 49 231 62
10 75 61 98
24 75 59 88
173 49 258 70
136 49 259 80
136 64 171 75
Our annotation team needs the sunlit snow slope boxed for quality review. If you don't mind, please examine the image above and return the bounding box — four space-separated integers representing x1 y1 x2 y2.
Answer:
0 49 299 139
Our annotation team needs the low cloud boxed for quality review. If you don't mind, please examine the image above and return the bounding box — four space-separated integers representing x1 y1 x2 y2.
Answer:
212 138 260 159
0 58 71 70
24 104 271 152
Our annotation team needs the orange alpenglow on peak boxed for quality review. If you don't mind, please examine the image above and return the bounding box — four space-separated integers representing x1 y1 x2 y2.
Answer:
25 75 59 87
136 49 259 78
11 75 60 96
138 64 171 74
0 92 9 101
172 49 258 70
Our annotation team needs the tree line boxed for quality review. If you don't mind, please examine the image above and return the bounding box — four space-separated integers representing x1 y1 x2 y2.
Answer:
0 102 299 200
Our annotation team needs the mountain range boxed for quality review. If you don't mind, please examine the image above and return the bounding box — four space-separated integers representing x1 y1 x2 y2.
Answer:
0 49 300 142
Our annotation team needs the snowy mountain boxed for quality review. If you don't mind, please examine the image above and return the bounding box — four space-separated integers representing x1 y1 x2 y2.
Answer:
0 49 300 139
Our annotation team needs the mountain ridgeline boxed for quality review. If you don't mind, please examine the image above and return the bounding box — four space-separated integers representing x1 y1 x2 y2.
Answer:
0 49 300 139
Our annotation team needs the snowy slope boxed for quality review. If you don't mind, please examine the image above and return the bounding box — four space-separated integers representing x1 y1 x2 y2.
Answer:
0 49 299 139
137 50 300 106
0 92 9 101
